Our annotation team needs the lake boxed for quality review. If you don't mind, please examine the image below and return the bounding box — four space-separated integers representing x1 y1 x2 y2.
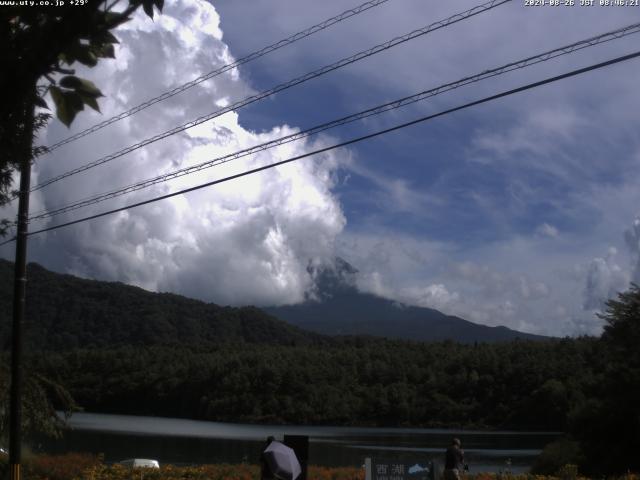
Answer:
37 413 559 473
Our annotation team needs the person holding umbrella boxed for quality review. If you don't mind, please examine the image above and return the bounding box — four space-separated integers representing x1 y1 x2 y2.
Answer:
261 437 277 480
261 436 302 480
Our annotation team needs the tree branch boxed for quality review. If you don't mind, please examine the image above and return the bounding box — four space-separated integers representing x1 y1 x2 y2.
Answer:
52 66 75 75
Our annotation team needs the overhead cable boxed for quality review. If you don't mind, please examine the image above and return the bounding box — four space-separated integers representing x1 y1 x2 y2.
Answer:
0 227 17 247
44 0 392 153
30 0 511 193
27 22 640 222
17 50 640 240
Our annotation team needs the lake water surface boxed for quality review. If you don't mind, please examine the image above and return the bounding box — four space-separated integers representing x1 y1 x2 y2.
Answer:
39 413 559 473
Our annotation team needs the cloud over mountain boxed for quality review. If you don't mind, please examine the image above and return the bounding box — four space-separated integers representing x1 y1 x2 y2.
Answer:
2 0 640 337
1 0 347 307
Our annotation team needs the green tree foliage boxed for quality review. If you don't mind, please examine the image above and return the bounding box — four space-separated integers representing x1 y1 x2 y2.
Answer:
531 438 584 475
0 0 163 443
29 338 600 430
0 357 78 442
0 260 327 350
0 0 163 233
570 284 640 475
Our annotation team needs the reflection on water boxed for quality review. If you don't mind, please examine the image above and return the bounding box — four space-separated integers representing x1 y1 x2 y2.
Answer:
36 413 559 473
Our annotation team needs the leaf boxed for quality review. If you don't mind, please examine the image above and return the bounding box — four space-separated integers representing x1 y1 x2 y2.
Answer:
75 48 98 67
154 0 164 12
142 0 155 19
104 11 131 28
103 44 115 58
34 96 49 110
50 86 73 127
49 86 84 127
78 93 101 113
92 43 115 59
95 30 120 44
58 76 82 89
64 91 85 113
63 42 98 67
58 52 74 66
59 76 103 98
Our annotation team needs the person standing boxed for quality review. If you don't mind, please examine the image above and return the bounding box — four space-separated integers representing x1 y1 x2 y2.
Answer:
444 438 465 480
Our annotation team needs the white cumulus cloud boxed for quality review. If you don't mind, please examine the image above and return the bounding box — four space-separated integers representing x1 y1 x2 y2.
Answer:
624 216 640 282
582 247 630 312
537 223 559 238
399 284 460 312
0 0 347 307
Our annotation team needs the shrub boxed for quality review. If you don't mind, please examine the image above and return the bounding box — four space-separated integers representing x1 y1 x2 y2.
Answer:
531 438 584 475
79 463 363 480
556 464 579 480
26 452 102 480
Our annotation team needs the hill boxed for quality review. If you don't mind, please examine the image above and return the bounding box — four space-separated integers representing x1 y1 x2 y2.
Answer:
0 259 326 350
0 260 592 432
266 258 549 343
0 257 546 350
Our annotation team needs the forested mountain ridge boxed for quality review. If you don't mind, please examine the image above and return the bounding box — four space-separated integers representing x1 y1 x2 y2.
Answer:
0 259 327 350
0 258 546 348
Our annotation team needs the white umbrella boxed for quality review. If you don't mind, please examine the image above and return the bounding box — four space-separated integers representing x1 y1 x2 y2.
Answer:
263 441 302 480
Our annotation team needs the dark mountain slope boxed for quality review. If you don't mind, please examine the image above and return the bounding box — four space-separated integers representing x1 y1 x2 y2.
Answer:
0 259 326 350
266 258 549 343
0 257 547 349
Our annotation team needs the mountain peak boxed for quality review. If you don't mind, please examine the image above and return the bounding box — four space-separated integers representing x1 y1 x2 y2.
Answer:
306 257 359 301
269 257 550 343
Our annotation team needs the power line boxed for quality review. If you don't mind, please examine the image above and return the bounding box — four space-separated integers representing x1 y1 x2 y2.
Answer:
29 0 511 193
0 234 17 247
43 0 392 153
17 50 640 240
26 22 640 222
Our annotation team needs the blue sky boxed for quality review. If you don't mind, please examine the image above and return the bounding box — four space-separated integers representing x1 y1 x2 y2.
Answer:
214 0 640 334
217 0 639 241
2 0 640 336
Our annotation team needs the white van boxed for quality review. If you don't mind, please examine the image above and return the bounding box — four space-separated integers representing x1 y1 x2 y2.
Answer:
118 458 160 468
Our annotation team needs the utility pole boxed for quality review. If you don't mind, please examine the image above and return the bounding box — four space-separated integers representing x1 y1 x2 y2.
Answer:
9 97 34 480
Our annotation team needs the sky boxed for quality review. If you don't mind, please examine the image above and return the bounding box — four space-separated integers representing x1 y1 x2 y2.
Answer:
2 0 640 337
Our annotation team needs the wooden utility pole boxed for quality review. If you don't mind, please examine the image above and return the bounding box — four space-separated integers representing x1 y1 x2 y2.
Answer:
9 96 34 480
